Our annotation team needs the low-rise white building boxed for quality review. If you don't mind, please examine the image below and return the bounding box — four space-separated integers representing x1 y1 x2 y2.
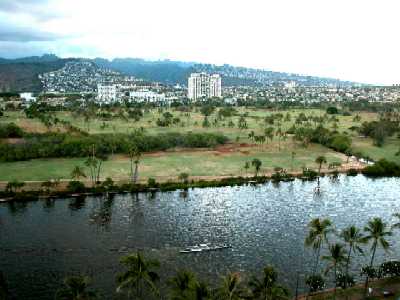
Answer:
19 92 36 102
97 84 118 102
128 90 166 102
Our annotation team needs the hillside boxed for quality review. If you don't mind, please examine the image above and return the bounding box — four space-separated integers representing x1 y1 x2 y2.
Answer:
0 55 76 92
0 54 362 92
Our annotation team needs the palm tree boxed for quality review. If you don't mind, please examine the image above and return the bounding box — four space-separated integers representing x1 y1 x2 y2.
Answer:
128 145 141 184
305 218 333 274
248 266 289 300
55 275 98 300
168 270 198 300
340 225 365 289
315 156 327 174
116 252 160 299
363 218 392 296
194 281 211 300
322 243 346 299
71 166 86 181
315 156 327 190
251 158 262 177
214 272 245 300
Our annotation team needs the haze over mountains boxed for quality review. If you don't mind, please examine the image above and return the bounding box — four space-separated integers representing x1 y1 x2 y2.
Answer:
0 54 362 92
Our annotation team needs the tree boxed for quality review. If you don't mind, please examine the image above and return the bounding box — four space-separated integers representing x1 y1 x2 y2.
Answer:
251 158 262 177
305 218 333 274
340 225 365 289
244 161 250 175
70 166 86 181
363 218 392 297
291 151 296 171
5 180 25 193
168 270 210 300
326 107 339 114
55 275 98 300
128 145 141 184
248 266 289 300
178 172 189 184
315 156 327 174
116 252 160 299
238 116 248 130
214 272 245 300
322 243 346 299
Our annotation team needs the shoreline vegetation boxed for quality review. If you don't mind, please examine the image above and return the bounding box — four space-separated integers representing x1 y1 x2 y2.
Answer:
0 164 372 202
1 157 400 202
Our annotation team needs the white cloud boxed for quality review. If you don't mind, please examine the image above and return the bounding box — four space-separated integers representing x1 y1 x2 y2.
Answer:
0 0 399 84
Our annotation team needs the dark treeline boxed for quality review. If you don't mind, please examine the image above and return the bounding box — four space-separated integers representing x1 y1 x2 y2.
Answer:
0 131 228 162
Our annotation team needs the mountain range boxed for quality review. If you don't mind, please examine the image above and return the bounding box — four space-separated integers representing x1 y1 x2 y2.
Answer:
0 54 361 92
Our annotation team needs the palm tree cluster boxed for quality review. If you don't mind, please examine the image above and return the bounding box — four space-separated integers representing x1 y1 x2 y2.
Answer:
55 252 289 300
304 214 399 299
51 214 400 300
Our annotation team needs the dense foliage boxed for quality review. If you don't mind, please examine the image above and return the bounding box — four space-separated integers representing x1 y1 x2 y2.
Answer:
362 159 400 177
0 122 24 138
0 131 228 162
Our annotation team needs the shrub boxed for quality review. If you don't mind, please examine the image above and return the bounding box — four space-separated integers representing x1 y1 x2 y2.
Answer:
362 159 400 177
305 274 325 292
67 181 86 193
0 123 24 138
336 273 355 289
380 261 400 277
347 168 358 176
326 107 339 114
361 266 380 279
147 178 158 188
302 168 318 179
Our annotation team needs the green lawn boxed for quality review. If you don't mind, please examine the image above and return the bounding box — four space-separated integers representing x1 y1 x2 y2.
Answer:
352 136 400 163
0 142 344 182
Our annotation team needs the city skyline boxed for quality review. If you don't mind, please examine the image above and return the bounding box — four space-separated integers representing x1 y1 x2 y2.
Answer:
0 0 399 85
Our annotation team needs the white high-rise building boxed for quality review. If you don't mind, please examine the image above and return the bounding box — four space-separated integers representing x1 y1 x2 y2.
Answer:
188 73 222 100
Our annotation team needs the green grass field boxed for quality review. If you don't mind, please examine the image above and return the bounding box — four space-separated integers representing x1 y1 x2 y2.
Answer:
0 107 398 183
0 142 344 181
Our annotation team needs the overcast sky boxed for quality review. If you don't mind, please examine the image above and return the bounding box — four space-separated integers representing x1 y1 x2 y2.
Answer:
0 0 399 85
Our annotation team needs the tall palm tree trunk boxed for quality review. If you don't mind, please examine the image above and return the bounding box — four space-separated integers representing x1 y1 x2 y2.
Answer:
334 264 337 300
364 242 377 298
345 246 352 289
133 161 139 183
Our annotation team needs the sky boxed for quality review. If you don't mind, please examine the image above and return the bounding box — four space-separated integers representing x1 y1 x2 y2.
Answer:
0 0 399 85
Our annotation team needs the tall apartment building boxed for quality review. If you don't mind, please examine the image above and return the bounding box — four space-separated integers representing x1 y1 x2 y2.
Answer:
188 73 222 100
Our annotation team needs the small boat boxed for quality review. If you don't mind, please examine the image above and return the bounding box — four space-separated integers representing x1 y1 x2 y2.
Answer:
179 243 231 253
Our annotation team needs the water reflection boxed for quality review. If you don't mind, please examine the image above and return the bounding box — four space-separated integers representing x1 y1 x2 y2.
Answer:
68 196 86 211
89 195 114 229
6 201 28 215
42 198 55 211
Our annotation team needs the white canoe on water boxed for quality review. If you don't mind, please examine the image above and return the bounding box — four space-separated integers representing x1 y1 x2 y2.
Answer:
180 243 231 253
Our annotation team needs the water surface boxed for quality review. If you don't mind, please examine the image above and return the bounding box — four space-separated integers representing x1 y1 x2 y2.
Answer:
1 175 400 299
